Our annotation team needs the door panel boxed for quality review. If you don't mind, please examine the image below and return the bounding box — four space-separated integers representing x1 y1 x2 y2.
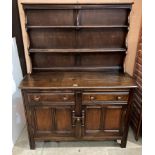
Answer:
55 108 72 132
104 106 122 130
83 104 126 137
85 106 101 131
33 106 74 136
35 108 53 132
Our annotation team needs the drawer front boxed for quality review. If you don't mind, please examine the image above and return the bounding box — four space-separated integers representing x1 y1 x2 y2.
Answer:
28 92 75 104
83 92 129 103
26 9 74 26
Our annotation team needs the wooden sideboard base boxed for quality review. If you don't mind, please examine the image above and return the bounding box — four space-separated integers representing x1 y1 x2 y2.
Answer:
20 72 136 149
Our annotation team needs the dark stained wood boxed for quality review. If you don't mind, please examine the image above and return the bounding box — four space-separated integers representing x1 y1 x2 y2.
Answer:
82 92 129 102
77 28 127 48
32 104 75 136
80 8 130 26
85 107 102 130
19 72 136 89
32 66 123 72
104 106 122 130
29 29 76 49
27 25 128 29
27 92 75 104
31 53 75 68
34 107 53 132
30 52 125 71
120 89 133 148
26 9 74 26
23 4 132 10
55 107 72 132
29 48 127 53
19 3 136 149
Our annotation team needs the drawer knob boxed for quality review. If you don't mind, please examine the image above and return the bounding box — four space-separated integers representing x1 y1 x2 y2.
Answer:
34 96 40 101
117 96 122 100
63 96 68 101
73 83 78 87
90 96 95 100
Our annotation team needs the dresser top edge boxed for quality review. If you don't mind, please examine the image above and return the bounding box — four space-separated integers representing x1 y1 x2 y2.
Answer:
19 0 134 5
19 72 137 90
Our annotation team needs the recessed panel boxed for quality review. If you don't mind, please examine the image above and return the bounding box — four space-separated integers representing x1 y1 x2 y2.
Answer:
81 52 124 67
26 9 74 26
80 9 129 26
85 107 101 130
78 28 127 48
35 108 52 131
104 107 122 130
29 29 75 49
55 108 72 131
31 53 75 68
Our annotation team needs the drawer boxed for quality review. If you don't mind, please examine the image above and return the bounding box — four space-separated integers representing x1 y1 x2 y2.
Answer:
26 9 74 26
82 92 129 103
28 92 75 103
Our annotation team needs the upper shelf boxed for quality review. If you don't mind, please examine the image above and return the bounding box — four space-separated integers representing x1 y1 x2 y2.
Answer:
29 48 127 53
26 25 128 29
20 0 134 5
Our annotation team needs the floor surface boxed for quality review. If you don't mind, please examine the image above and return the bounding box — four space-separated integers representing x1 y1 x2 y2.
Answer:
12 127 142 155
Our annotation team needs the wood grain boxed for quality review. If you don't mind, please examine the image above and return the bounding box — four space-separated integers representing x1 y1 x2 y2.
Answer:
19 0 134 4
19 72 136 89
18 0 32 73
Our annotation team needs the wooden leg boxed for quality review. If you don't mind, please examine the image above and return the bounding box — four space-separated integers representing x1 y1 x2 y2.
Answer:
120 90 133 148
30 138 35 150
120 127 129 148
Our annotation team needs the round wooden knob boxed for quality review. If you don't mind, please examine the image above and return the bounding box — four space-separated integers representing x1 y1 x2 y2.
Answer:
73 83 78 87
63 96 68 101
117 96 122 100
77 118 80 122
34 96 40 101
90 96 95 100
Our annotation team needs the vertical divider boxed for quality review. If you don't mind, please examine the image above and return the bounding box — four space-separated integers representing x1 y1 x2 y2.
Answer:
74 8 81 67
74 90 82 138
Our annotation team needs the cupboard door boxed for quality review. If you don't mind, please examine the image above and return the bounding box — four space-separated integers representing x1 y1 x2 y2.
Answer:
32 105 75 137
83 104 126 137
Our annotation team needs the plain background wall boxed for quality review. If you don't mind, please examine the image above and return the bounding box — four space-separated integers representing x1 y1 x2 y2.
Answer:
12 38 26 145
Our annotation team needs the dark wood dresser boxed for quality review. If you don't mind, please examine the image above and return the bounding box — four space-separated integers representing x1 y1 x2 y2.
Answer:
18 0 136 149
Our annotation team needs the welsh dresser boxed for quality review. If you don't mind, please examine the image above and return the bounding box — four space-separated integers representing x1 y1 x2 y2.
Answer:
18 0 136 149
